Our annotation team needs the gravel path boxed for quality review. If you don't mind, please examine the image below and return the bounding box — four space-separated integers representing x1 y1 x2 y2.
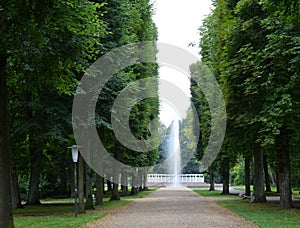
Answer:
86 187 258 228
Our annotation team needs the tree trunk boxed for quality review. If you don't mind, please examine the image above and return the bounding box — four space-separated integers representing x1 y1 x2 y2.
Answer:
85 165 94 210
252 143 266 202
95 174 104 205
27 146 42 205
263 155 271 192
11 161 22 209
106 179 112 192
121 169 129 196
245 154 251 197
78 154 85 213
138 169 143 192
269 169 276 186
221 157 229 195
0 54 14 227
110 170 120 201
143 170 149 191
56 151 68 197
209 166 215 191
130 173 138 196
110 148 120 201
110 182 120 201
275 169 280 193
276 127 292 209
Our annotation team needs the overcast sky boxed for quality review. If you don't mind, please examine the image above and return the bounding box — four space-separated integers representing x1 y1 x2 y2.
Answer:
152 0 212 56
151 0 212 126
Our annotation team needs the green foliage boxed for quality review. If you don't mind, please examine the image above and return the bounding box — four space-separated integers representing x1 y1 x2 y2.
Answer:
230 159 247 186
199 0 300 195
95 0 159 171
180 107 201 174
3 0 108 203
189 62 212 164
4 0 159 203
5 0 106 92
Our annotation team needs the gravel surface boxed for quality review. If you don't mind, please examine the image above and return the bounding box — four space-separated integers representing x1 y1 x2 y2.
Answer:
85 186 258 228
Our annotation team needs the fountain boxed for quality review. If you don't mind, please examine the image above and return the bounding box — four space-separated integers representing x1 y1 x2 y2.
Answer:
147 121 205 185
147 118 204 186
168 120 181 186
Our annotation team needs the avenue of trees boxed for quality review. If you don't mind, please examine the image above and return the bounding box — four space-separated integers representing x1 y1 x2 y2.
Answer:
0 0 158 226
1 0 299 226
191 0 300 209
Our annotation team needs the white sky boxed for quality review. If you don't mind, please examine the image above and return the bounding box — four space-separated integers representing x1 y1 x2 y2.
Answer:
152 0 212 127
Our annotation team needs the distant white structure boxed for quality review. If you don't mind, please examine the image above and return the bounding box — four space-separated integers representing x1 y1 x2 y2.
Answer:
147 174 204 185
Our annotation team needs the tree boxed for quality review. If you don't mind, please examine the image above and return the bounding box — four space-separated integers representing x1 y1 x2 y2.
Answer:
93 0 159 200
208 166 215 191
85 164 95 210
0 54 14 227
1 1 106 224
199 0 299 208
78 154 85 214
252 143 266 202
244 153 251 197
0 2 13 225
263 155 271 192
95 173 104 205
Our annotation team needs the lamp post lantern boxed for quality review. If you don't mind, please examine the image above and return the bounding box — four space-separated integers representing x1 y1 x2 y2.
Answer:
68 145 82 217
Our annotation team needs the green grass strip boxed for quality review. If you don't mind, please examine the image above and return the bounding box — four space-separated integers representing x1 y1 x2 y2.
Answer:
194 189 238 198
217 200 300 227
14 187 158 227
14 213 108 228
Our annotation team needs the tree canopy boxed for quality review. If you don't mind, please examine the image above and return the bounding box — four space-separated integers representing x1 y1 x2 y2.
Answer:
0 0 159 225
197 0 300 208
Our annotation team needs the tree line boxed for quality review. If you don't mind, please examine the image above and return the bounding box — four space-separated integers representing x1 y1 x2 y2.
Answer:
190 0 300 209
0 0 158 226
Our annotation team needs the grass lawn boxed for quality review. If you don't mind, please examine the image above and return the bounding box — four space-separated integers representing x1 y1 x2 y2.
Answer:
217 200 300 227
14 187 158 227
232 186 300 199
233 185 278 194
14 213 108 228
194 189 238 198
193 186 300 227
293 191 300 199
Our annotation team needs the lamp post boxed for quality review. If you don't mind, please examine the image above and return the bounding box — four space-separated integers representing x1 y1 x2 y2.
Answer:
68 145 81 217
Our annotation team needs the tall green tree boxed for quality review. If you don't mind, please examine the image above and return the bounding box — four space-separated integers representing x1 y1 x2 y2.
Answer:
0 43 14 227
93 0 159 200
199 0 299 208
1 0 106 224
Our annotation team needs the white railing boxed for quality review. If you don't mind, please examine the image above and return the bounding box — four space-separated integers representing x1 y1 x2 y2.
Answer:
147 174 204 183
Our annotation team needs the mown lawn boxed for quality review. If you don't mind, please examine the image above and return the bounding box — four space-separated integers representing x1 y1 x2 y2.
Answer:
14 187 158 227
14 213 108 228
232 185 300 199
217 200 300 227
193 187 300 227
194 189 239 198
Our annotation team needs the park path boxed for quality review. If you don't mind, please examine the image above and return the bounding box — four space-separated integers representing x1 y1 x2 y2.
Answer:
85 187 258 228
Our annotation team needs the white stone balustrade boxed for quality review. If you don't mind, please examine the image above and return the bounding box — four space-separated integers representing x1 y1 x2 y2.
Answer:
147 174 204 184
